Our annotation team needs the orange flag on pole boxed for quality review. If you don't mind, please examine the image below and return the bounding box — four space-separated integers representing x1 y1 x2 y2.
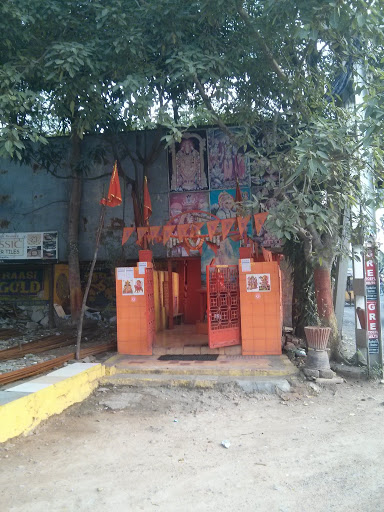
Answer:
143 176 152 225
122 227 135 245
254 212 268 235
100 161 122 207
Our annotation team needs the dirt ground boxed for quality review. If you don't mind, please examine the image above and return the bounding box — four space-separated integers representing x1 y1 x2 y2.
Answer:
1 377 384 512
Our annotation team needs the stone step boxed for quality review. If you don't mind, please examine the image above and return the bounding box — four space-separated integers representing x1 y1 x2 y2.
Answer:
101 373 291 393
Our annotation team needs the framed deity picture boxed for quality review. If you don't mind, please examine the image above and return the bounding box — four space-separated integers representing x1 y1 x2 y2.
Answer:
168 131 209 192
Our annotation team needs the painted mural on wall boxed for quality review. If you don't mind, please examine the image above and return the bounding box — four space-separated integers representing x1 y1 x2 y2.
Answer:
210 188 250 220
168 132 208 192
207 128 250 189
169 191 210 224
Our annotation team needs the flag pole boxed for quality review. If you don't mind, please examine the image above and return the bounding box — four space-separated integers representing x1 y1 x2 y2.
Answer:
76 202 106 359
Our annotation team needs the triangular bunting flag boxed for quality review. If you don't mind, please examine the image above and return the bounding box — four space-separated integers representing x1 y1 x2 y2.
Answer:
177 224 190 240
254 212 268 235
149 226 162 244
162 225 175 245
122 227 135 246
221 218 234 240
207 219 220 239
206 241 218 255
262 247 273 262
237 215 251 237
192 222 206 235
137 227 148 245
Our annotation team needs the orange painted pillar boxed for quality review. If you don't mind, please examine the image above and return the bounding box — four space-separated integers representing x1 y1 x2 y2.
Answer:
115 262 154 355
239 260 282 355
167 259 174 329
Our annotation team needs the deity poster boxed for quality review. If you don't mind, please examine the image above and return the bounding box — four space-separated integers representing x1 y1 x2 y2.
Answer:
168 131 208 192
122 278 144 295
210 188 251 220
208 128 250 189
246 274 271 292
169 191 210 224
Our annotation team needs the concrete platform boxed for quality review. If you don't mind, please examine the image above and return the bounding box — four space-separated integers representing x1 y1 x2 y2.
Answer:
102 353 298 390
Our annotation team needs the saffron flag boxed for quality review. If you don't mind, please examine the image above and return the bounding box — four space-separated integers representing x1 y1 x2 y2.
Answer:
207 219 220 239
237 215 250 237
221 218 234 240
100 161 122 207
137 227 148 245
149 226 162 244
192 222 205 235
177 224 190 240
254 212 268 235
162 225 175 245
206 241 218 255
122 227 135 246
143 176 152 225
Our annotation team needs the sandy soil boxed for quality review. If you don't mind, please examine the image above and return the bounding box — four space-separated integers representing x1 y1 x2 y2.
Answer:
1 378 384 512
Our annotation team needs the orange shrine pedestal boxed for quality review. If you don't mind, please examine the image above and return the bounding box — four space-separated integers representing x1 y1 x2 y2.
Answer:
115 261 155 355
239 260 282 356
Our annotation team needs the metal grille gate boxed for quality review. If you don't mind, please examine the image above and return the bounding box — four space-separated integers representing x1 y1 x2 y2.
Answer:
206 265 240 348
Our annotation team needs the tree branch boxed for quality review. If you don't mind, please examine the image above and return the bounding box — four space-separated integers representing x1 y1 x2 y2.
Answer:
235 0 289 82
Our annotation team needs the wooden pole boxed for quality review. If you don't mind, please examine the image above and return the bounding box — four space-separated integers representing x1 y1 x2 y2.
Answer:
76 204 106 360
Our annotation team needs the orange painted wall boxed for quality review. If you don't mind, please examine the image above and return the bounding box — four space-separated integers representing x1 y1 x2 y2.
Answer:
239 261 282 356
116 263 154 355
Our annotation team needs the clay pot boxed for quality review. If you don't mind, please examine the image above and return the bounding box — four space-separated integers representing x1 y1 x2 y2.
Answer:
304 326 331 351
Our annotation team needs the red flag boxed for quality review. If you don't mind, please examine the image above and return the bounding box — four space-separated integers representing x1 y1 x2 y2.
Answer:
122 227 135 245
235 180 242 203
254 212 268 235
143 176 152 225
100 161 122 207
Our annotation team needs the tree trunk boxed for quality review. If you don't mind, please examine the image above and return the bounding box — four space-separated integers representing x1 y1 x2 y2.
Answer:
68 132 83 324
313 263 340 360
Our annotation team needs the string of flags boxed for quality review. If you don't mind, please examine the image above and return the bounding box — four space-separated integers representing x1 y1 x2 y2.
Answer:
122 212 269 253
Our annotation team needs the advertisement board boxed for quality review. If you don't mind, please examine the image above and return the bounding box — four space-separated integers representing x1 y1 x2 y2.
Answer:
0 232 58 261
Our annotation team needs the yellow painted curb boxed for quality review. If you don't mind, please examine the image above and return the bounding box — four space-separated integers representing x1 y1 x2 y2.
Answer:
0 364 104 443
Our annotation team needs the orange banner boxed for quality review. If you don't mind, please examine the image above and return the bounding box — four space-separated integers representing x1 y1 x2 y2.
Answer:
254 212 268 235
177 224 190 240
237 215 250 237
192 222 206 235
207 219 220 239
162 225 175 245
122 227 135 246
137 227 148 245
221 218 234 240
149 226 162 243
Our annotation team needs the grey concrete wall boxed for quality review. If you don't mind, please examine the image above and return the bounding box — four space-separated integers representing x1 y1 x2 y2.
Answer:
0 130 169 262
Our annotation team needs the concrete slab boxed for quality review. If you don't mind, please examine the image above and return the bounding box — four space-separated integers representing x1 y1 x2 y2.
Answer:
7 382 56 393
49 363 99 377
0 391 31 405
